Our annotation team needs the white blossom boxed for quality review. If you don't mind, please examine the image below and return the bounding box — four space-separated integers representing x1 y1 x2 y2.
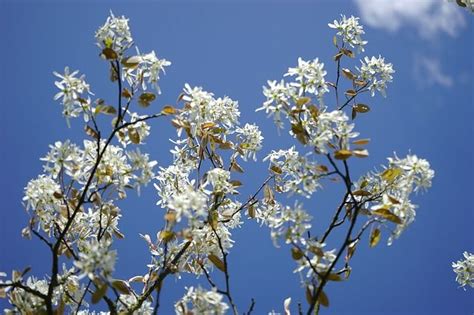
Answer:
357 55 395 97
258 80 295 129
41 140 82 179
328 15 368 52
175 287 229 315
452 251 474 289
235 123 264 161
95 11 133 56
205 168 236 194
74 238 117 280
167 185 208 225
285 58 329 98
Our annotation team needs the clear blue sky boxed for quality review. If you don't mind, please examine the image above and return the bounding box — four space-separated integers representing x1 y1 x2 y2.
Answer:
0 1 473 314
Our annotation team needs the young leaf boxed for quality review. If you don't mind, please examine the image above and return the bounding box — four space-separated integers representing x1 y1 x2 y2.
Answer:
318 290 330 307
354 104 370 113
369 228 381 248
112 279 131 295
161 105 177 115
372 208 403 224
208 254 226 272
334 150 353 160
91 284 108 304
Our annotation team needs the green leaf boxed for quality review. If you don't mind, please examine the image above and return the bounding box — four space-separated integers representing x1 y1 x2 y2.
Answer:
334 150 352 160
91 284 108 304
95 105 117 115
291 247 304 260
369 228 381 248
112 280 131 295
102 48 118 60
372 208 403 224
138 92 156 107
354 103 370 113
161 105 177 115
381 168 402 182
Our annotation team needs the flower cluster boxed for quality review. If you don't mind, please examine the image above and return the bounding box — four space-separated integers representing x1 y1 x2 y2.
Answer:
357 55 395 97
264 147 322 197
175 287 229 315
235 123 264 161
74 238 117 280
54 67 93 123
328 15 368 52
353 154 434 244
285 57 329 98
95 11 133 56
452 251 474 289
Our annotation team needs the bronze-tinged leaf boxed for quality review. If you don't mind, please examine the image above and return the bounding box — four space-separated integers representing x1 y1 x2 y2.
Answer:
305 286 313 305
161 105 177 115
95 105 117 115
354 103 370 113
352 138 370 146
112 280 131 295
332 35 338 47
381 168 402 182
296 97 311 107
334 52 343 61
352 190 371 197
231 161 244 173
121 56 141 69
121 88 132 99
354 79 366 86
388 195 401 204
219 142 233 150
326 273 343 281
128 276 145 283
456 0 467 7
53 191 63 199
353 149 369 158
159 230 175 243
201 122 216 130
316 164 329 173
352 107 357 120
138 92 156 107
128 128 140 144
345 89 357 97
342 68 356 80
102 48 118 60
318 290 329 307
369 228 381 248
270 165 283 174
54 298 65 315
85 125 99 139
248 204 256 218
341 48 354 58
334 150 353 160
372 208 403 224
291 247 304 260
91 284 108 304
164 212 177 222
230 180 242 187
264 185 274 203
208 254 226 272
346 240 358 262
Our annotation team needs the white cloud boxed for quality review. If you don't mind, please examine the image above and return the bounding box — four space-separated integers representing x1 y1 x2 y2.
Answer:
413 55 453 88
353 0 466 38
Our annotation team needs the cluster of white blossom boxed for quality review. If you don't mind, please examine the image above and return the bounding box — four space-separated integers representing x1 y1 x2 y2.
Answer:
117 294 154 314
167 185 209 225
264 147 322 197
74 238 117 280
259 80 294 128
175 287 229 315
123 48 171 93
235 123 264 161
117 112 152 147
353 154 434 245
452 251 474 289
328 15 368 52
357 55 395 97
285 57 329 98
205 168 236 194
95 11 133 56
293 240 337 279
54 67 93 123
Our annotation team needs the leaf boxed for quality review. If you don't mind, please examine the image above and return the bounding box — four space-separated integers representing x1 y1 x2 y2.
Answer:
345 89 357 97
341 68 356 80
231 161 244 173
291 247 304 260
122 88 132 99
95 105 117 115
128 276 145 283
91 284 108 304
296 97 311 107
138 92 156 107
270 165 282 174
369 228 381 248
316 164 328 173
352 190 371 197
159 230 175 243
372 208 403 224
381 168 402 182
351 107 357 120
334 150 352 160
352 138 370 146
201 122 216 130
354 79 366 86
128 128 140 144
84 125 99 139
353 149 369 158
208 254 226 272
248 204 256 218
333 52 343 61
354 103 370 113
112 280 131 295
326 273 342 281
161 105 177 115
341 48 354 58
318 290 330 307
121 56 141 69
230 180 242 187
102 48 118 60
305 286 313 305
332 35 338 47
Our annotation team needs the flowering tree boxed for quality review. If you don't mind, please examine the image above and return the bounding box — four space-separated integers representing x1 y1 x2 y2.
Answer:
0 12 438 314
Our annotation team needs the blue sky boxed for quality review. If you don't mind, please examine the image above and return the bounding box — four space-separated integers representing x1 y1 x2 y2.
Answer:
0 0 473 314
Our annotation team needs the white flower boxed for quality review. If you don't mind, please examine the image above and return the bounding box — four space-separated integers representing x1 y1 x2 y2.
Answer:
175 287 229 315
167 185 209 225
452 252 474 289
205 168 236 194
74 238 117 280
95 11 133 56
285 58 329 98
258 80 295 129
235 123 264 161
328 15 368 52
117 294 154 314
126 148 157 193
155 164 193 208
117 112 151 147
40 140 82 179
357 55 395 97
264 147 322 197
53 67 93 122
